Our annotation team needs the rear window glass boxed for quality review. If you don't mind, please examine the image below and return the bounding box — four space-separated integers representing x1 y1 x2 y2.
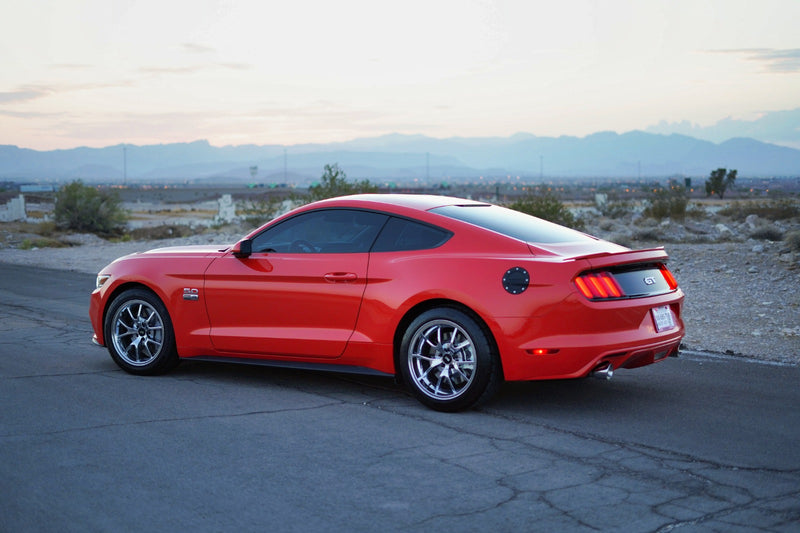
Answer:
431 204 594 244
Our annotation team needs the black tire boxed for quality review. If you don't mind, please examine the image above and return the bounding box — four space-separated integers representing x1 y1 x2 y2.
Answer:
104 288 179 375
399 307 501 412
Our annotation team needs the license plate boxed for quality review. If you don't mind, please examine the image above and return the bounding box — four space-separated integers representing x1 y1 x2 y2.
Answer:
652 305 675 332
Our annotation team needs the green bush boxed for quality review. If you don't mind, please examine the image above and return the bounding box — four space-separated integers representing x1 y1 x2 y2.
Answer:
19 237 68 250
307 163 378 202
704 168 737 199
508 191 583 230
55 180 127 234
643 183 688 220
238 194 287 226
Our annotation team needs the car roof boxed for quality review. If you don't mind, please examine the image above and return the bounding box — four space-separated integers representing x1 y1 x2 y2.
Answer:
310 194 489 213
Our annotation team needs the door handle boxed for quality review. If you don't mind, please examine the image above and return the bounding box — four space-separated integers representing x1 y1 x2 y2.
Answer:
324 272 358 283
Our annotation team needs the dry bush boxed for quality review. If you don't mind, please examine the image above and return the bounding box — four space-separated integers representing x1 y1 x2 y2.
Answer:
785 230 800 251
750 226 784 241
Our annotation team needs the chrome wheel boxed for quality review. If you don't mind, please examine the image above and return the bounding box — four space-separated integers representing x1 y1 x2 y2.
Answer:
105 288 178 375
408 319 477 400
401 308 501 411
110 299 165 366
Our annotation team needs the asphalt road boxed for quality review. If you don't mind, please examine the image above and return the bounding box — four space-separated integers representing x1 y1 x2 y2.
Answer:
1 263 798 532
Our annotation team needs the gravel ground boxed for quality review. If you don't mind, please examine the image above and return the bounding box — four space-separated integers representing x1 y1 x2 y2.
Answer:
1 231 797 365
664 241 799 364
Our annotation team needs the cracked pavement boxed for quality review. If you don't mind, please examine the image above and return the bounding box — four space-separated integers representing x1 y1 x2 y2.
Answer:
1 263 799 532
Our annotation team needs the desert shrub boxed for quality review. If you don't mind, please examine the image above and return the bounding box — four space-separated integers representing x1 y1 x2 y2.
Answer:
608 233 633 248
128 225 198 240
238 194 287 226
750 226 784 241
685 203 707 220
508 191 584 230
632 227 663 242
643 183 688 220
19 237 68 250
719 199 800 221
785 231 800 251
34 220 58 237
307 163 378 202
596 194 633 219
597 219 616 231
55 180 127 235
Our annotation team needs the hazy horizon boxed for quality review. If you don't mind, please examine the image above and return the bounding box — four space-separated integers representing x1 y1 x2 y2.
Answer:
2 0 799 151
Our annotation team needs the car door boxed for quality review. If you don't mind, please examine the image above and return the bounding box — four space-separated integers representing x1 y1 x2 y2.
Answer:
203 208 388 359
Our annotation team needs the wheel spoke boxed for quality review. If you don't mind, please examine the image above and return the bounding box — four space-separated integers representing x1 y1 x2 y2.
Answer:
453 340 471 351
411 352 440 364
418 361 442 381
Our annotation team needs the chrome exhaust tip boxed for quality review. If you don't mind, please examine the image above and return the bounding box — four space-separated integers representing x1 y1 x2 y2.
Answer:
591 361 614 380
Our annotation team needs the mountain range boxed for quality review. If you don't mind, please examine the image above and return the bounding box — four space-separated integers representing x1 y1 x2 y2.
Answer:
2 131 799 185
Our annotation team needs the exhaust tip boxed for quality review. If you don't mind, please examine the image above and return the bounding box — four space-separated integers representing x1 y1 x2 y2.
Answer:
591 361 614 380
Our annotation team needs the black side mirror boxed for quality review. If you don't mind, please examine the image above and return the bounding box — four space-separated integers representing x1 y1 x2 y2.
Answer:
233 239 252 258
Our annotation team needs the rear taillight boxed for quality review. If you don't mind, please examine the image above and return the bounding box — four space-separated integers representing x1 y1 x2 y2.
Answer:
574 271 625 300
575 264 679 300
660 265 678 290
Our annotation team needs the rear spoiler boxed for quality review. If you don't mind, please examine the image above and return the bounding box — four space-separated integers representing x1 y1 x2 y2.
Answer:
579 247 670 269
527 241 670 266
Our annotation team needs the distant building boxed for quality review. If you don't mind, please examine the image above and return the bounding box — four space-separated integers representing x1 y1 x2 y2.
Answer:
20 184 56 193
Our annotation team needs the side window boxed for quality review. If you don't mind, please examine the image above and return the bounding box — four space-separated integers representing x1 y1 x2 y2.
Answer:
372 217 452 252
251 209 388 253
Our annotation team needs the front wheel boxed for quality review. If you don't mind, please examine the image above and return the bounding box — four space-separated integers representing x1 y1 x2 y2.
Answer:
399 308 501 412
104 288 179 375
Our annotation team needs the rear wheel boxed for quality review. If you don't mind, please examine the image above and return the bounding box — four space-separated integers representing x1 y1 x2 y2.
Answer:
400 307 501 411
104 288 179 375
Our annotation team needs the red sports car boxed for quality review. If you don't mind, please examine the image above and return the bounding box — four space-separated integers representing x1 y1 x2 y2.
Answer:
90 194 684 411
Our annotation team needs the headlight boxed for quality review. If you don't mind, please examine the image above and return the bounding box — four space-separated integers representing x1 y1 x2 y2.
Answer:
96 274 111 289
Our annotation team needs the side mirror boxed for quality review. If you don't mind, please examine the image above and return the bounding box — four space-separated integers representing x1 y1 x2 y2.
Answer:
233 239 252 258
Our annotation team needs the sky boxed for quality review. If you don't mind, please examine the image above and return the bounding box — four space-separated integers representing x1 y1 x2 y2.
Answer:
1 0 799 151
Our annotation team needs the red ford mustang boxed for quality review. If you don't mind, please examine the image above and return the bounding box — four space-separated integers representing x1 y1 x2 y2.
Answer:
90 194 684 411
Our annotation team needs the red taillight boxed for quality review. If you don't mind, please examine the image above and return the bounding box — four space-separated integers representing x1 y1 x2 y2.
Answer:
660 265 678 290
574 272 624 300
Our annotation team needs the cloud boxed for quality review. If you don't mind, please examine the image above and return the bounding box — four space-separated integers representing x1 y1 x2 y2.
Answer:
646 108 800 148
0 109 61 118
1 80 138 105
0 88 50 104
138 62 251 77
217 62 251 71
51 63 93 71
138 65 205 76
711 48 800 73
182 43 216 55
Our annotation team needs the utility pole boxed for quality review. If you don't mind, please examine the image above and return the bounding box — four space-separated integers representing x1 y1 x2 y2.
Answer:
284 148 288 183
123 144 127 186
426 152 430 182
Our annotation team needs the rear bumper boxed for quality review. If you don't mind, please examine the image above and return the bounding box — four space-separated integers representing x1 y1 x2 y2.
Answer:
499 331 683 381
493 292 685 381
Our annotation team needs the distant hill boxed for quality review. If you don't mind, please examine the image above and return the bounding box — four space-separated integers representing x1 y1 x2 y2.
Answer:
2 131 799 184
